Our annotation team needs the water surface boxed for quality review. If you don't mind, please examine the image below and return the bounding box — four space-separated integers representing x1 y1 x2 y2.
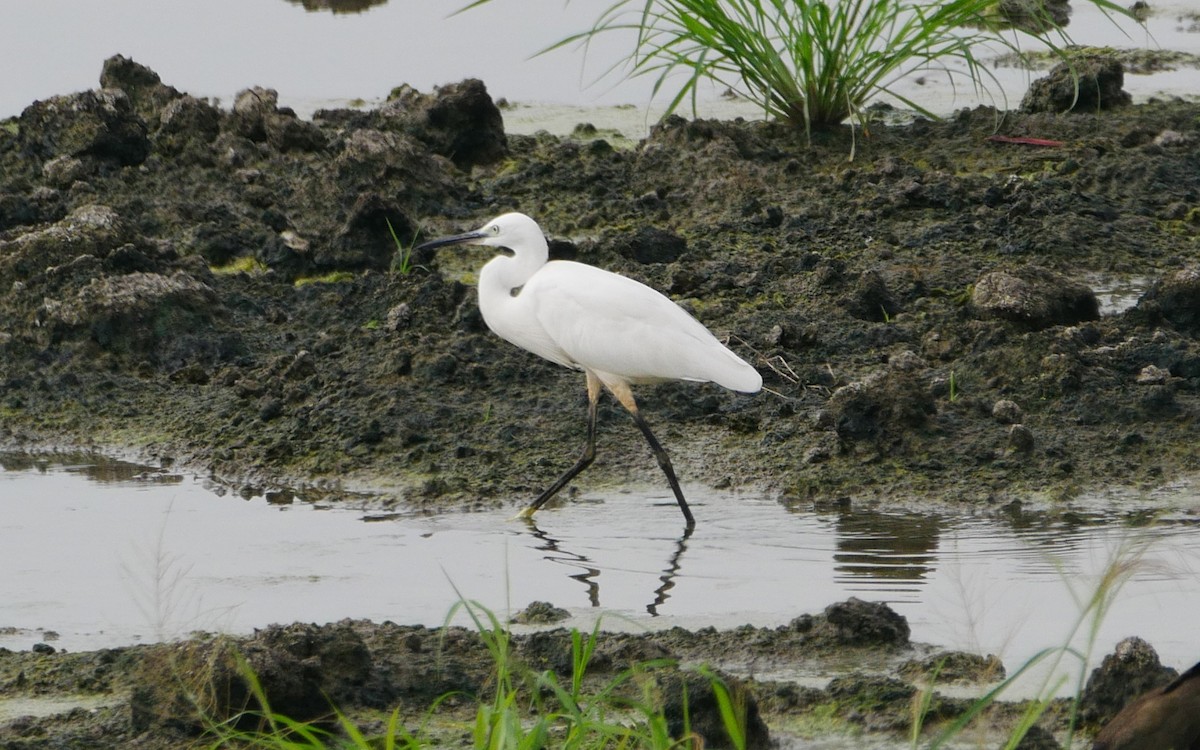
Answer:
2 452 1198 696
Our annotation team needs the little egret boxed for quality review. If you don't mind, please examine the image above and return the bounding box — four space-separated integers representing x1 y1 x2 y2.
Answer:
416 212 761 526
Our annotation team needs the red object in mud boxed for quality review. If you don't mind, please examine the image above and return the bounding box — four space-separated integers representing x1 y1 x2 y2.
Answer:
986 135 1066 147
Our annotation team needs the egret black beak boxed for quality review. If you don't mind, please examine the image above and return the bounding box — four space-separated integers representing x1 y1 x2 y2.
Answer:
414 230 486 252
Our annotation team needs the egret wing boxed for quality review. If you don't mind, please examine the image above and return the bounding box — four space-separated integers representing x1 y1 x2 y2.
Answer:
526 261 760 392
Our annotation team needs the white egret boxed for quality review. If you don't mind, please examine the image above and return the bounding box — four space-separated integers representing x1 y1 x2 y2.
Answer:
416 212 761 526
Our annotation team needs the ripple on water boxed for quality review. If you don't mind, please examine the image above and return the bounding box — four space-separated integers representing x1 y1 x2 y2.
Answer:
2 453 1199 696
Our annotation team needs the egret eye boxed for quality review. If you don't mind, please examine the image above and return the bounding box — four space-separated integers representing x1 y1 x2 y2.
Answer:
490 225 500 235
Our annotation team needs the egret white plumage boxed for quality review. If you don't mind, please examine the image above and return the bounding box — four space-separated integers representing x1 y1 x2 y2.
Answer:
416 212 761 526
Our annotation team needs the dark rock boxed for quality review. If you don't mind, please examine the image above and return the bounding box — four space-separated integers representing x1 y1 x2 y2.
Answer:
658 668 771 750
264 111 328 153
843 268 899 322
826 673 916 730
819 357 935 442
1007 423 1035 453
156 95 222 154
382 78 506 169
991 0 1070 32
99 54 182 120
992 399 1024 424
1021 54 1131 113
229 87 280 142
1134 267 1200 332
38 271 227 368
972 266 1099 328
899 651 1006 683
0 204 130 285
18 88 150 166
0 192 38 231
613 226 688 264
510 600 570 625
1079 637 1178 727
1014 723 1061 749
129 622 372 734
323 193 415 271
822 598 910 646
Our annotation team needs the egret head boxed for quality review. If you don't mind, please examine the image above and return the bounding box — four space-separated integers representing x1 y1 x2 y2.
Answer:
416 212 546 254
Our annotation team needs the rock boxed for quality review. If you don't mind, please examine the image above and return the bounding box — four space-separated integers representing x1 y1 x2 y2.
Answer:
0 204 130 285
822 598 910 646
324 193 415 271
99 54 182 120
39 271 225 367
1135 364 1169 385
18 88 150 166
842 268 899 322
263 110 327 153
819 358 935 442
510 600 570 625
230 86 279 141
971 266 1099 329
1021 54 1131 113
381 78 506 169
899 651 1006 683
1014 723 1061 749
41 155 91 188
129 622 372 734
1135 267 1200 332
826 673 916 730
613 226 688 264
226 87 325 152
992 399 1024 424
989 0 1070 32
1007 423 1035 453
156 95 221 154
1079 637 1178 727
658 668 771 750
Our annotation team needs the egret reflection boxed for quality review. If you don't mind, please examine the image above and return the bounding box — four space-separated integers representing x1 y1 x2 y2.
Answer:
521 518 693 615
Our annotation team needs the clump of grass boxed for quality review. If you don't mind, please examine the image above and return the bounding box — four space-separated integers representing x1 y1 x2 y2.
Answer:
466 0 1135 142
386 218 418 276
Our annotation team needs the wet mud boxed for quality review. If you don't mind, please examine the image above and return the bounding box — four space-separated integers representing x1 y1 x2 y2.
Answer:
1 54 1199 747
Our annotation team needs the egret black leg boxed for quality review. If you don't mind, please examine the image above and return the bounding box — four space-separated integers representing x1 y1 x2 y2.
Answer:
520 374 601 518
629 411 695 528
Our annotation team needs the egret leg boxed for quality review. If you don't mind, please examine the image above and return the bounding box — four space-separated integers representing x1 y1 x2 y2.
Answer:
609 382 695 528
519 372 602 519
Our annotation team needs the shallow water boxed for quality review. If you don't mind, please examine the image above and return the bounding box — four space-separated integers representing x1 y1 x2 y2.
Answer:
1 0 1196 134
2 452 1199 697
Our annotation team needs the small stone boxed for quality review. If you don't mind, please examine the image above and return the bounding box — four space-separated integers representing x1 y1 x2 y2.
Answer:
1007 423 1035 453
992 399 1024 424
1136 364 1169 385
510 601 569 625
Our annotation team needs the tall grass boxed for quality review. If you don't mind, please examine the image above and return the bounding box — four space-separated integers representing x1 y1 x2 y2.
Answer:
465 0 1135 140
